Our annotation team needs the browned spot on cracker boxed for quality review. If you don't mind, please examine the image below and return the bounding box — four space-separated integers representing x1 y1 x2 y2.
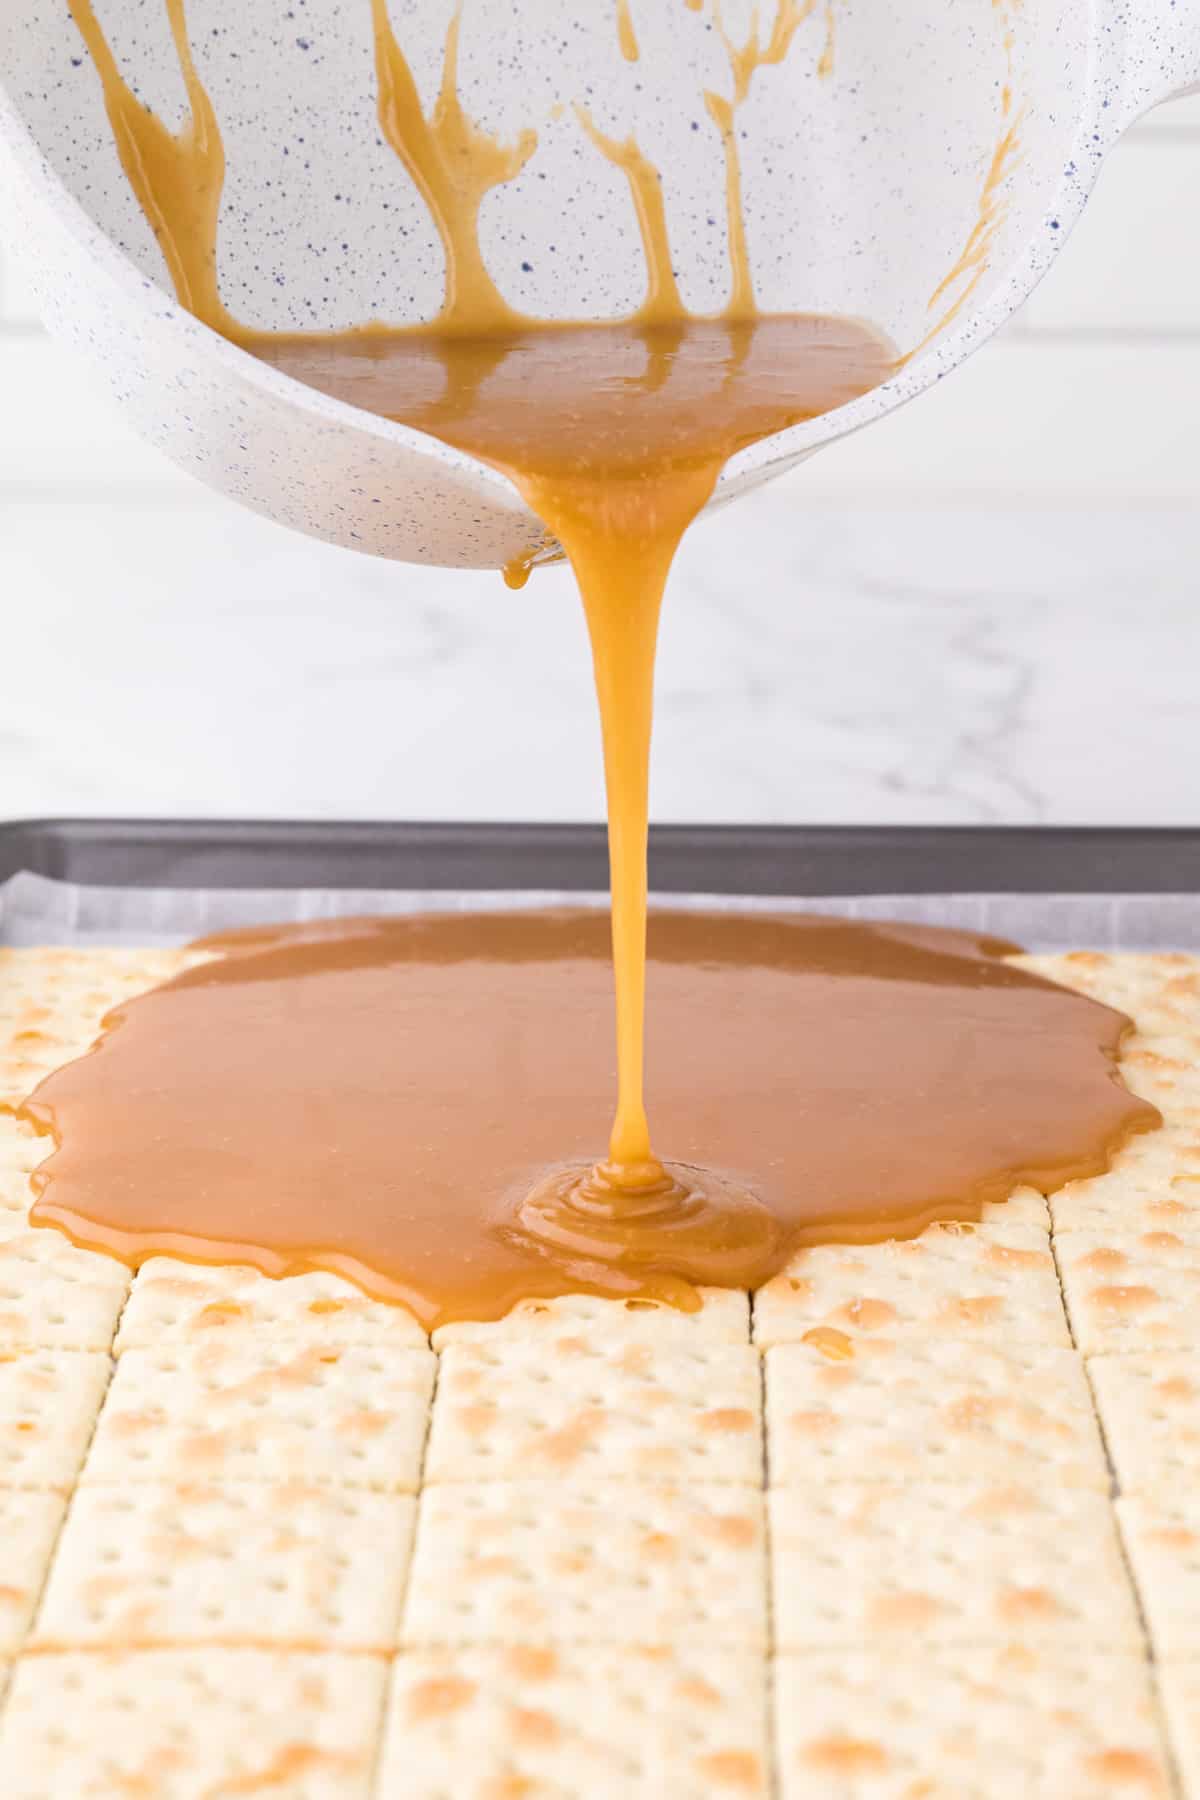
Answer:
701 1408 755 1434
1089 1285 1159 1314
946 1394 1000 1432
108 1410 162 1438
1148 1527 1197 1552
196 1302 245 1327
454 1404 496 1438
707 1513 757 1548
816 1364 856 1390
509 1706 560 1746
640 1531 678 1561
219 1745 358 1794
1083 1748 1165 1789
677 1674 721 1706
698 1749 762 1788
482 1777 535 1800
986 1243 1046 1270
870 1591 942 1629
337 1408 389 1439
537 1408 608 1467
787 1409 835 1437
475 1555 518 1580
834 1298 897 1332
998 1586 1063 1622
508 1646 558 1681
1079 1248 1128 1273
298 1672 326 1708
802 1734 889 1773
407 1675 477 1720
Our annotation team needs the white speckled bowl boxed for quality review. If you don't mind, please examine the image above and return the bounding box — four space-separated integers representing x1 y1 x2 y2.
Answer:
1 0 1197 568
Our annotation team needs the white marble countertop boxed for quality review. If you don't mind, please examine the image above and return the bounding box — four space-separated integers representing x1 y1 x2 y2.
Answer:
1 479 1197 826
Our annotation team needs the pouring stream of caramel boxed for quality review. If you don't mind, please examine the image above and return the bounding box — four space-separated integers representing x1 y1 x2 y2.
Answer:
247 310 894 1192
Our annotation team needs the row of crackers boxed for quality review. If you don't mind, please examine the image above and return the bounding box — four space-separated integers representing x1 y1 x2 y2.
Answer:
0 1258 1177 1800
0 1235 1178 1797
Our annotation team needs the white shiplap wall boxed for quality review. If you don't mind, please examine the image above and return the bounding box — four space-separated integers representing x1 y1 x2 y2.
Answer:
2 102 1199 496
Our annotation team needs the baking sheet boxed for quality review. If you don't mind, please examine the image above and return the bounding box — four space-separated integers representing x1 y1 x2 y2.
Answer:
2 870 1198 951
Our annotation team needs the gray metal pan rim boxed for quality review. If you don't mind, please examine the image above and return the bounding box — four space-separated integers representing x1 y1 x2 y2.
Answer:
1 820 1199 896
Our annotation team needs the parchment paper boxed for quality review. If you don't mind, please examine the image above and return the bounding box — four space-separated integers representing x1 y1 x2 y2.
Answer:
2 870 1197 951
